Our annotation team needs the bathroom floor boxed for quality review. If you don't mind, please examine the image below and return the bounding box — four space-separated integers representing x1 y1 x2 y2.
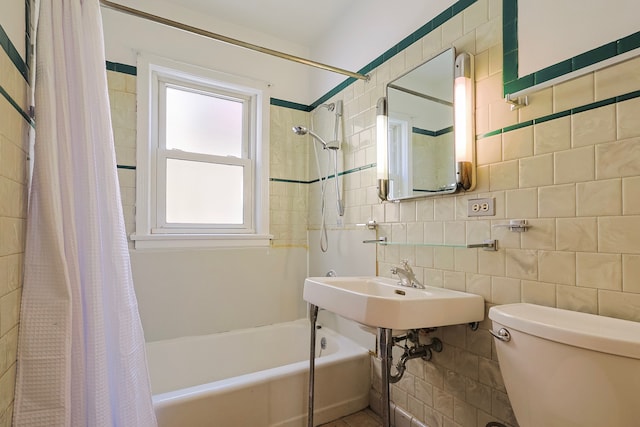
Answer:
319 409 382 427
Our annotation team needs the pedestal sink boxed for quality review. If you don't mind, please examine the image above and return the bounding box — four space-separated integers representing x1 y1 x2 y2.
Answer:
303 276 485 427
303 276 484 329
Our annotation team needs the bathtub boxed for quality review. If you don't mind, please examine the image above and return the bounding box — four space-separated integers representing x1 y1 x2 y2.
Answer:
147 319 371 427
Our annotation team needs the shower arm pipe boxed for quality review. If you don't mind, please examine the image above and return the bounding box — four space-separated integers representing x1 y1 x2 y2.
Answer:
99 0 370 82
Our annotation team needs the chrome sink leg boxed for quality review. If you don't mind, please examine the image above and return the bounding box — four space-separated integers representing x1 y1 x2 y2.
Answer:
379 328 393 427
308 304 319 427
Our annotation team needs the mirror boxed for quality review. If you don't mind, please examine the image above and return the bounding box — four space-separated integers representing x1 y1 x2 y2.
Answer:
385 48 457 200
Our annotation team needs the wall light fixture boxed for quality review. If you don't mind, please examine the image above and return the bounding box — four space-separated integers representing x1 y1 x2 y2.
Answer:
454 52 475 191
376 96 388 201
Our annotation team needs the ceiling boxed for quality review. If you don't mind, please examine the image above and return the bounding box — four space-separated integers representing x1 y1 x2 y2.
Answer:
173 0 364 48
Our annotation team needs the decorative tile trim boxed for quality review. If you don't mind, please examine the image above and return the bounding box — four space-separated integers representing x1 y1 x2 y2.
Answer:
413 126 454 137
311 0 477 108
477 89 640 140
0 23 29 82
270 98 312 112
0 84 33 126
271 163 375 185
117 164 136 170
502 0 640 96
106 61 137 76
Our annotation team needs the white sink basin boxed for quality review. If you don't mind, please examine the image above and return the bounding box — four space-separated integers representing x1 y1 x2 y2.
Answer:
303 276 484 330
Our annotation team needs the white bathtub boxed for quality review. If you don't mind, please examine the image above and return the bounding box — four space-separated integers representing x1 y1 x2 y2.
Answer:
147 319 371 427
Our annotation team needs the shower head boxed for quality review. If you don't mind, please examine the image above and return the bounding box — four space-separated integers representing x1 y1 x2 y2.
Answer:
292 125 309 136
318 103 335 111
291 126 340 150
315 101 342 116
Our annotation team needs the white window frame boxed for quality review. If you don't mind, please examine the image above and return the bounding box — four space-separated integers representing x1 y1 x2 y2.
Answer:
132 54 271 249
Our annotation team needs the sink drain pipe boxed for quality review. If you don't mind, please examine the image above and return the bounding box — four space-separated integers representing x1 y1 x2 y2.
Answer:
389 333 443 384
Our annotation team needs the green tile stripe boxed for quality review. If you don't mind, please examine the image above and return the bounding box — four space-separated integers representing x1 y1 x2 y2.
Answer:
271 163 375 185
0 84 33 126
503 0 640 96
311 0 477 109
477 89 640 140
413 127 438 137
106 61 137 76
117 164 136 170
0 23 29 82
270 98 312 112
413 125 454 137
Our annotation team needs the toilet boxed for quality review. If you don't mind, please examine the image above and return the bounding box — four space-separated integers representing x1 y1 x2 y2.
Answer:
489 303 640 427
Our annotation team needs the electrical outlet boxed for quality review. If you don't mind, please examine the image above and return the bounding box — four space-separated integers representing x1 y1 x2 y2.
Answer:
468 198 495 217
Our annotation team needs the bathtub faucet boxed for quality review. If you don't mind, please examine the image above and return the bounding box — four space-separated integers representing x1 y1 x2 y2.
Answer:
390 260 423 289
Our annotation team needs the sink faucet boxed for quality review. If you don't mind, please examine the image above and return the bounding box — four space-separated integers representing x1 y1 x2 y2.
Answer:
390 260 424 288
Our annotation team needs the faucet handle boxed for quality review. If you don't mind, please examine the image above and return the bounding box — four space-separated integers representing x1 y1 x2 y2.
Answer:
400 259 413 271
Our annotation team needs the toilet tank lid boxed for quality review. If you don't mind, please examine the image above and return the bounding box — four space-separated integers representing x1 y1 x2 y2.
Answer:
489 303 640 359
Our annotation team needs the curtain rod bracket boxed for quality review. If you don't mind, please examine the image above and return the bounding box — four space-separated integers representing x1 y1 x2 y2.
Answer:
99 0 370 82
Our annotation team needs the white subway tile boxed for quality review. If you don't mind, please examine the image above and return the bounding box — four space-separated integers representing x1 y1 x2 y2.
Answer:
505 249 537 280
505 188 538 219
491 276 521 304
521 280 556 306
554 146 595 184
556 217 597 252
572 105 616 147
538 250 575 286
519 154 553 188
556 285 597 314
617 97 640 140
538 184 576 218
553 73 594 113
598 290 640 322
596 137 640 179
503 127 533 161
598 216 640 254
534 116 571 155
576 252 622 290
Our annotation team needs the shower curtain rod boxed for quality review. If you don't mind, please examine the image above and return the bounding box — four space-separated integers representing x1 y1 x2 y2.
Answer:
99 0 370 82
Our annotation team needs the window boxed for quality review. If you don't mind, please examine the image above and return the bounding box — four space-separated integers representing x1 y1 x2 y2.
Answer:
133 54 270 248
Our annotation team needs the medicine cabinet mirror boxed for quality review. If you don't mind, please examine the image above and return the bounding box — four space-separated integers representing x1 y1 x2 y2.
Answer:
380 47 473 201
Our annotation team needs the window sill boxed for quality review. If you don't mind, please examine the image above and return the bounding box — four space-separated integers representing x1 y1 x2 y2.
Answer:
130 233 273 249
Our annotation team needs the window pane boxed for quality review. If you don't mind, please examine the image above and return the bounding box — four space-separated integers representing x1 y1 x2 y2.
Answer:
165 86 243 157
165 159 243 224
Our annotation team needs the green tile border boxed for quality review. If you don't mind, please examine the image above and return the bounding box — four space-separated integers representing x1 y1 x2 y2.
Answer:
117 164 136 170
503 0 640 96
106 61 137 76
0 23 29 82
311 0 477 109
477 88 640 140
0 84 33 126
0 24 27 79
413 125 454 137
270 98 312 112
271 163 375 185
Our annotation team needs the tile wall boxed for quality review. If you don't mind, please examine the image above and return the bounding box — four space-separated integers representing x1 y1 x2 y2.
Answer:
107 70 137 247
313 0 640 426
0 35 29 427
269 105 311 247
105 0 640 425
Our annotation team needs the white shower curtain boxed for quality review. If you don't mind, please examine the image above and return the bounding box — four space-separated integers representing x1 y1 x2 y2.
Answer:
13 1 157 426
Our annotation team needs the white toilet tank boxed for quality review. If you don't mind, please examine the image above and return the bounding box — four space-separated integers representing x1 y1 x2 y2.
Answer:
489 303 640 427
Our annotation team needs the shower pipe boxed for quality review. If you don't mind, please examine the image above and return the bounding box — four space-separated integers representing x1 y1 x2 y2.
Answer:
99 0 370 82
